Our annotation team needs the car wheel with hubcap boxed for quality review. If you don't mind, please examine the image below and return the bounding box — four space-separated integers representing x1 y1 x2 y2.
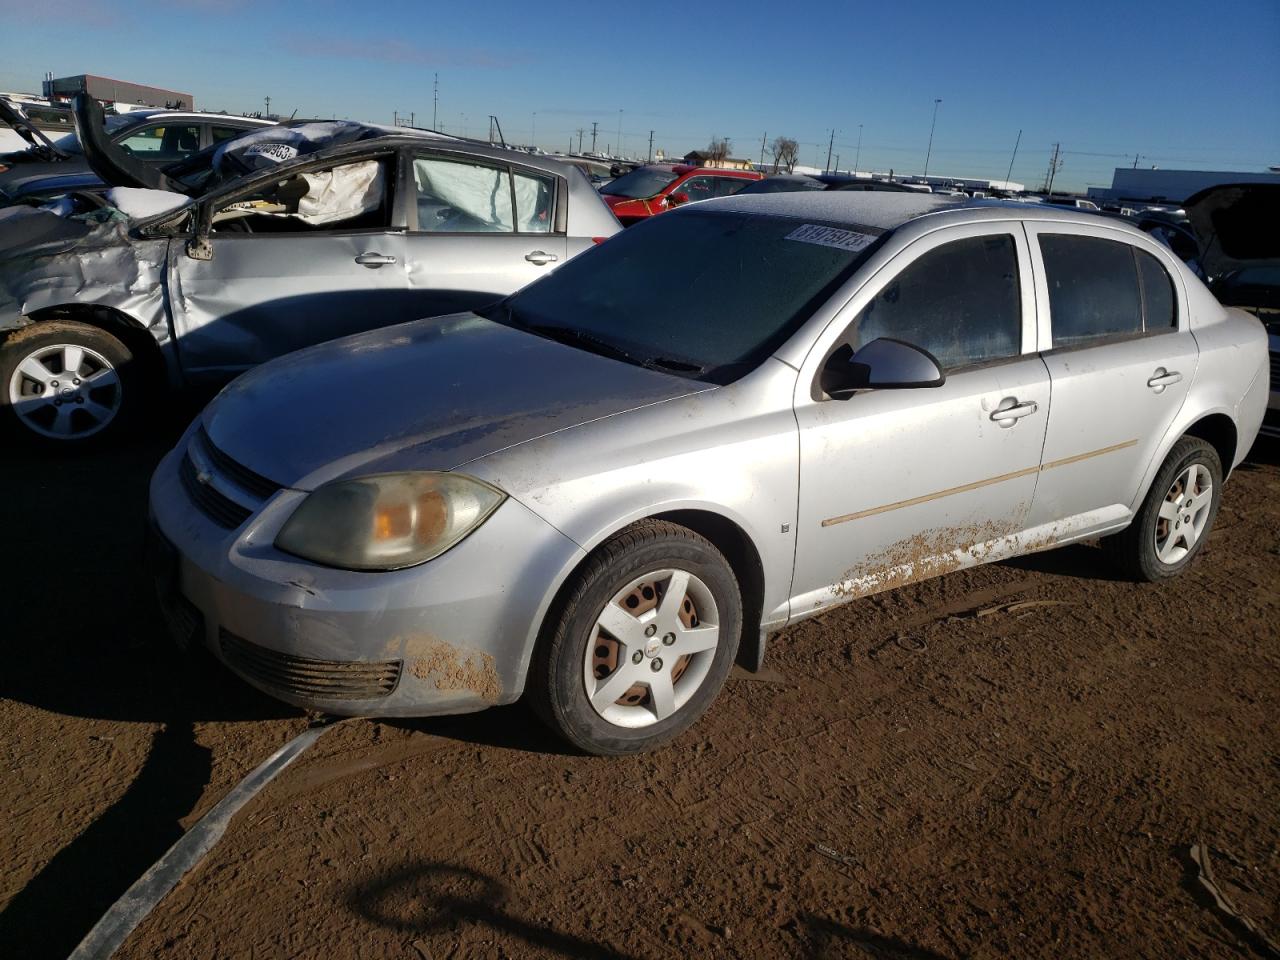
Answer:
1104 436 1222 581
530 519 742 755
0 320 136 446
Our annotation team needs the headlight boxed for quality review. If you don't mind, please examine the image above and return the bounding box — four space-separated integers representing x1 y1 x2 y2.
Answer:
275 472 505 571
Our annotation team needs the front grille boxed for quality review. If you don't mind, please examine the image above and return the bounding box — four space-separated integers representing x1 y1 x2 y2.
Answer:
220 629 402 701
193 427 282 500
179 453 253 529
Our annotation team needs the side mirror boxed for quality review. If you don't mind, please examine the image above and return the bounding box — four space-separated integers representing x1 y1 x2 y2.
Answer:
820 337 945 399
668 191 690 207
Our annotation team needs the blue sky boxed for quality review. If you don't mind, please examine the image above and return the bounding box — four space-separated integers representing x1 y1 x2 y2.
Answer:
1 0 1276 191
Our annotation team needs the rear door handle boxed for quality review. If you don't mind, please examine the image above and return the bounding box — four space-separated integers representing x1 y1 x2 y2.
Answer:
1147 368 1182 392
354 252 396 267
525 250 559 266
990 398 1038 427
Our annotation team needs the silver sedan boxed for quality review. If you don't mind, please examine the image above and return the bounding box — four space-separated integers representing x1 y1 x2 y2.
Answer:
148 192 1270 754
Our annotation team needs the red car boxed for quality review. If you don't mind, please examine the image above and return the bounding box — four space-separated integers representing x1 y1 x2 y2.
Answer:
599 163 763 225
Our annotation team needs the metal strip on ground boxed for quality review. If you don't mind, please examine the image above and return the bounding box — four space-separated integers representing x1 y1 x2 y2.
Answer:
68 718 347 960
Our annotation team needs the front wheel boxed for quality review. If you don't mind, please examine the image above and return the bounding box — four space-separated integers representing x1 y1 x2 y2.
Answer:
1104 436 1223 581
529 520 742 755
0 320 138 446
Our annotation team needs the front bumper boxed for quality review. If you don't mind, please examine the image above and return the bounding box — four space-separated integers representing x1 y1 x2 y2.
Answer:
148 437 585 717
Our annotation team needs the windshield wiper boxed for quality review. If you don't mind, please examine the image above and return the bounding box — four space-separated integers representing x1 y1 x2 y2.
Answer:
501 308 707 377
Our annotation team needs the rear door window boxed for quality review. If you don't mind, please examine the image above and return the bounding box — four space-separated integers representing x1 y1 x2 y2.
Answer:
848 234 1022 370
1136 249 1176 331
1040 235 1145 346
412 156 514 233
119 124 201 161
513 169 556 233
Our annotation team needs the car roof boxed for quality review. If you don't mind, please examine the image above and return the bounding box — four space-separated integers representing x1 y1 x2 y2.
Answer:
698 191 1149 234
114 110 273 126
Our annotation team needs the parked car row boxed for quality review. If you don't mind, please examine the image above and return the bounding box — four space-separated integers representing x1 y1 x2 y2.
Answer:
0 95 619 442
2 98 1271 756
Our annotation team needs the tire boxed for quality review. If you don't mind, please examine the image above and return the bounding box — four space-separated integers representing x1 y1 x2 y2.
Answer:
0 320 139 447
528 520 742 756
1104 436 1223 582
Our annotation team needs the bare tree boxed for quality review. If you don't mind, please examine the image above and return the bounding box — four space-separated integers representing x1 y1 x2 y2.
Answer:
705 136 731 165
770 136 799 173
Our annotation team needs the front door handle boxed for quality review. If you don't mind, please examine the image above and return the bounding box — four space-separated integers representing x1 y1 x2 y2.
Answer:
990 398 1038 428
354 252 397 268
525 250 559 266
1147 368 1183 393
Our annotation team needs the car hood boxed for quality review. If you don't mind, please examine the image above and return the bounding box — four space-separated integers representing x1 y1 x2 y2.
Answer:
0 99 68 161
1183 182 1280 278
203 312 709 490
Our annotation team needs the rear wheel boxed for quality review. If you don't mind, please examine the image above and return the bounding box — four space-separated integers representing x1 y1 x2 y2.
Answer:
1104 436 1222 581
0 320 138 446
529 520 742 755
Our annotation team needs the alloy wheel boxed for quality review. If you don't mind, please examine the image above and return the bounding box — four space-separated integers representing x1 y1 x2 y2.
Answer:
8 342 122 439
1154 463 1213 564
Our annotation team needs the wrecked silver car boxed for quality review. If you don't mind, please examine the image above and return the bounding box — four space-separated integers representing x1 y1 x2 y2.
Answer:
149 192 1268 755
0 96 619 445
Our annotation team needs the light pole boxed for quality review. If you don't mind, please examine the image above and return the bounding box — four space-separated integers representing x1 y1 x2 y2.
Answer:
854 124 863 174
923 98 941 178
531 111 536 148
616 109 623 158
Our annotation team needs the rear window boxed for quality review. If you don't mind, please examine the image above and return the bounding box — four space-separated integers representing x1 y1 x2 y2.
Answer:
495 210 884 383
600 167 678 199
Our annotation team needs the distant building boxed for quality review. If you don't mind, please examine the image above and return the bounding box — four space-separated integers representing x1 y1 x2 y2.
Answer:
41 74 193 111
1087 167 1279 205
682 151 754 171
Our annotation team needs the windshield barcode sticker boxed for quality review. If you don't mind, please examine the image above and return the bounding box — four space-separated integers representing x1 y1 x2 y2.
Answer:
242 143 300 163
786 224 876 252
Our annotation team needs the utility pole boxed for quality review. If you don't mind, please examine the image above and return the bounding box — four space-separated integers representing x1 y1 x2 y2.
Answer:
1005 128 1022 186
616 109 623 157
531 111 536 148
760 131 767 166
648 130 654 163
432 73 438 129
834 154 840 174
854 124 863 174
1131 152 1144 169
576 128 584 153
923 98 941 178
264 95 271 116
590 121 598 153
825 129 834 173
1043 142 1063 193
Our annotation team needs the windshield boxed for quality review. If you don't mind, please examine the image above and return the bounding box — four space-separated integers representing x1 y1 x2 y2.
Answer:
600 167 679 199
489 209 885 383
51 114 139 154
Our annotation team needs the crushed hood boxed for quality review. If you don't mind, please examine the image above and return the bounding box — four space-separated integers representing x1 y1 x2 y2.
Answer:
1183 182 1280 278
203 313 708 490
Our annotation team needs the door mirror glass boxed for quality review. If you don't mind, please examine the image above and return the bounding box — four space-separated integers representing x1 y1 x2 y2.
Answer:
820 337 945 398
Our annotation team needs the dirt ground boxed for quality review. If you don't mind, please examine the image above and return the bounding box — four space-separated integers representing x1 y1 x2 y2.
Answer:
2 409 1277 960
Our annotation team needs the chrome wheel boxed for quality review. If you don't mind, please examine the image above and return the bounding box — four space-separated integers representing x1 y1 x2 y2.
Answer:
8 342 122 439
1154 463 1213 564
582 568 720 729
